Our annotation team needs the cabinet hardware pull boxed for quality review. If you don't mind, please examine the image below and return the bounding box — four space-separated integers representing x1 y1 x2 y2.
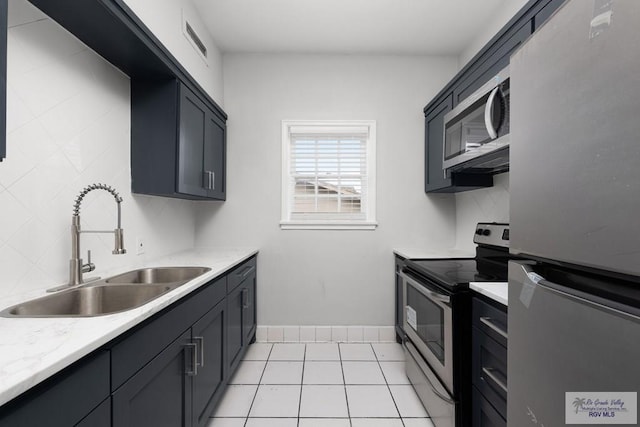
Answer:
185 343 198 376
238 265 254 280
481 367 508 394
194 336 205 368
211 171 215 190
242 288 249 309
479 317 508 340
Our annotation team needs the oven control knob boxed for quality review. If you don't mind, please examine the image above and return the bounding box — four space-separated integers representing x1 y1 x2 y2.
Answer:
476 228 484 235
482 229 491 236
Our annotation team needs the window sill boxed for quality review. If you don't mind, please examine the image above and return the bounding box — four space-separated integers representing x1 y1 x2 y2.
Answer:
280 221 378 231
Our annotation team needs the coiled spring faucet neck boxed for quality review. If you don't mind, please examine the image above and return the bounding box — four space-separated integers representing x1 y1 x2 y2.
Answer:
54 183 127 291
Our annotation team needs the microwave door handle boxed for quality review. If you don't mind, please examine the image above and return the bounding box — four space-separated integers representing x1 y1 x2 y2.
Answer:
484 86 500 139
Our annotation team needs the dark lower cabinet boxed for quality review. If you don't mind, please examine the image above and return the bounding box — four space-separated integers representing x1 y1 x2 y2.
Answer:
192 300 226 427
113 330 193 427
472 387 507 427
77 398 111 427
0 351 110 427
226 258 257 374
471 296 507 427
0 255 258 427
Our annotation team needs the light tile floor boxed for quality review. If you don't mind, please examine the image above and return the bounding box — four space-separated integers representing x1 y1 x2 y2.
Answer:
208 343 434 427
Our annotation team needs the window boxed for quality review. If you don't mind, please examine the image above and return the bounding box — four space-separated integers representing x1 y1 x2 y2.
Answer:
281 120 377 230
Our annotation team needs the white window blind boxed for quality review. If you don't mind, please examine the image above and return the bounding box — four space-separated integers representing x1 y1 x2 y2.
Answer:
281 121 377 230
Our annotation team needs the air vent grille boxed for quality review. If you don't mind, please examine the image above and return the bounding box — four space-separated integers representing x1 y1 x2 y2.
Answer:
185 21 207 58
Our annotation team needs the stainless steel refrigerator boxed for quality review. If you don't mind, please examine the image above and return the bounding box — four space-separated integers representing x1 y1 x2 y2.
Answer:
509 0 640 425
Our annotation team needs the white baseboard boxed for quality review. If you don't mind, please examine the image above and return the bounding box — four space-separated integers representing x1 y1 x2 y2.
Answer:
256 325 397 343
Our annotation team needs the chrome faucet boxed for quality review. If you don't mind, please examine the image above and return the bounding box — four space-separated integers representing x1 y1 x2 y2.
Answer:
49 183 126 292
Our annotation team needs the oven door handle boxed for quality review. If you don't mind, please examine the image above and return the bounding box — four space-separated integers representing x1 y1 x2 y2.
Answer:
401 270 451 306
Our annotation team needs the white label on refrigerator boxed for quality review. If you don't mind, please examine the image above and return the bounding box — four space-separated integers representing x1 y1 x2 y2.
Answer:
566 392 637 424
406 306 417 330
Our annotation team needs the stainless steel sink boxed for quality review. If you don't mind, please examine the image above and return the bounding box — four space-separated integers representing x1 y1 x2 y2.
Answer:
3 285 173 317
105 267 211 284
1 266 212 318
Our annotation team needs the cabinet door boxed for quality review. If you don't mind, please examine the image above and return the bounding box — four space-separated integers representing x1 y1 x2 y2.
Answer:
178 85 207 197
453 23 531 105
76 398 110 427
425 95 453 192
533 0 565 30
242 270 257 344
472 387 506 427
204 114 226 200
226 284 244 374
192 300 226 427
113 330 193 427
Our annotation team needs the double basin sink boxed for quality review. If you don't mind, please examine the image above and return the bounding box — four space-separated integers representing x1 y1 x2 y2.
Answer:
0 267 211 318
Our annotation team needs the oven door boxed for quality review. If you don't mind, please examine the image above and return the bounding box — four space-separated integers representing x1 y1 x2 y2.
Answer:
402 269 454 394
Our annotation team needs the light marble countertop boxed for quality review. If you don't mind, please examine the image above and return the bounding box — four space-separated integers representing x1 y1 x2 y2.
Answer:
0 247 258 407
470 282 508 306
393 248 475 260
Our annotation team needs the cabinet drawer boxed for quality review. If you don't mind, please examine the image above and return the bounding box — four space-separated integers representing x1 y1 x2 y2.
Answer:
472 328 507 417
473 297 507 347
472 386 506 427
111 276 226 390
0 351 110 427
227 257 257 293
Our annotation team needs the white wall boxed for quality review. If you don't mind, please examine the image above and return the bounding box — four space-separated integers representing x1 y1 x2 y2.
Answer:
195 53 460 326
122 0 224 105
458 0 531 67
0 0 197 300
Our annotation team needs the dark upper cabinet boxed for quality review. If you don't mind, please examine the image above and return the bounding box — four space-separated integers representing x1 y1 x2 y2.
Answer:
23 0 228 198
423 0 565 194
424 96 492 193
452 23 531 106
533 0 566 30
132 79 226 200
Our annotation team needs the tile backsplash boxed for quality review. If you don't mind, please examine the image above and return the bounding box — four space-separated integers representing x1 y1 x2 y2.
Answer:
0 0 196 299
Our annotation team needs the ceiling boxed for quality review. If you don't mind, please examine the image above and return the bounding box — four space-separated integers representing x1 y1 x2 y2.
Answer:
193 0 509 55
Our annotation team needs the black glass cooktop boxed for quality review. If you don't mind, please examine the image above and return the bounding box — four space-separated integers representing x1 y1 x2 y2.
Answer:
404 255 509 291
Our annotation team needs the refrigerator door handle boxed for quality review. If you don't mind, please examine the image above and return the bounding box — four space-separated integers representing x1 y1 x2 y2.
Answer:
515 262 640 321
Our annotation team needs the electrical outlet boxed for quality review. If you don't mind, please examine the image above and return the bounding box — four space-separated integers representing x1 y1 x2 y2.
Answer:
136 237 145 255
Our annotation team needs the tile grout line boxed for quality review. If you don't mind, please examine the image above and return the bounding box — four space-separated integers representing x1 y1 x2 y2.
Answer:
337 343 354 427
296 343 306 427
243 343 274 426
373 343 407 427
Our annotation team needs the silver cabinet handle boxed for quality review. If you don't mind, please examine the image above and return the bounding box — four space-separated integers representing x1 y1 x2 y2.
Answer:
185 343 198 376
194 336 205 368
203 171 214 190
238 265 255 280
479 316 508 340
482 367 508 394
242 288 249 309
484 86 500 139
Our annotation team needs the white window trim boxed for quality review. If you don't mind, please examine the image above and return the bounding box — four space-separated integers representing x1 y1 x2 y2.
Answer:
280 120 377 231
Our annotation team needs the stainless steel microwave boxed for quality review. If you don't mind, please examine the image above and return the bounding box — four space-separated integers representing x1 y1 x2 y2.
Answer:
443 67 510 172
